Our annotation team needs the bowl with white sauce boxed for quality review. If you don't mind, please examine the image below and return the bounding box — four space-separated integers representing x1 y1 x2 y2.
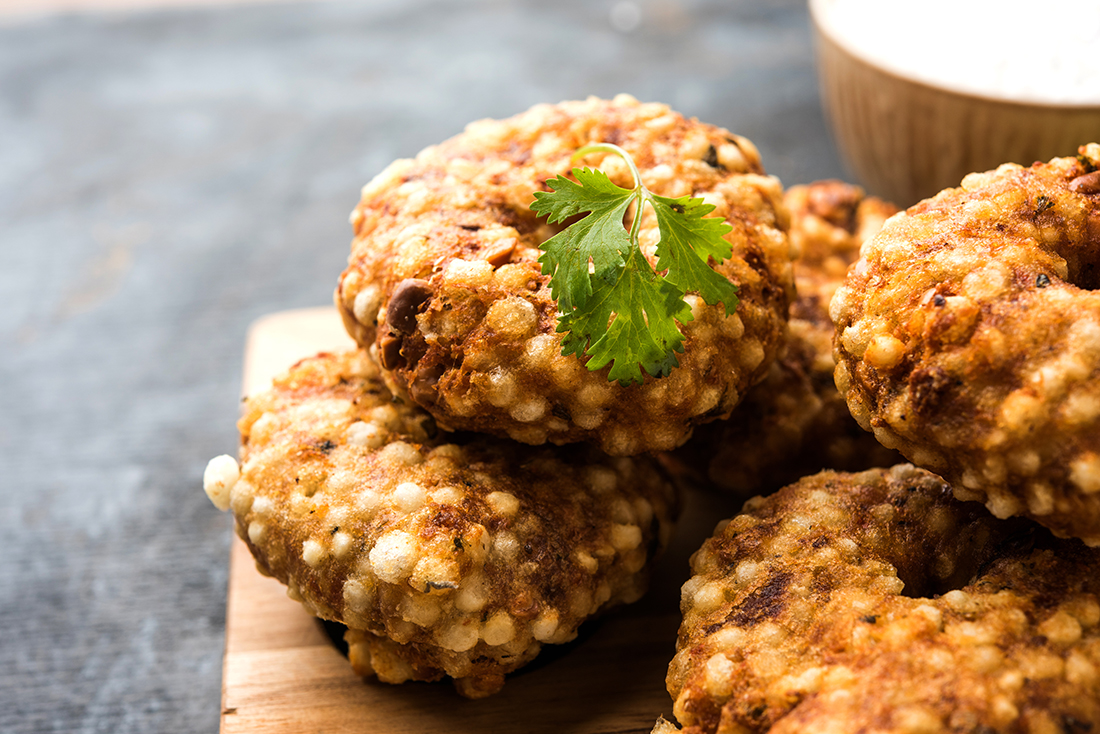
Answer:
810 0 1100 206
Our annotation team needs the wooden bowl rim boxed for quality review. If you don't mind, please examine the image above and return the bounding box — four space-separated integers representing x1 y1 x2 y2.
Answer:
809 0 1100 111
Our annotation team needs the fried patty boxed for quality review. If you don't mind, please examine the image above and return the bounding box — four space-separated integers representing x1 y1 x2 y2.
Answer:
831 145 1100 544
668 180 901 496
665 465 1100 734
203 350 678 697
335 95 795 456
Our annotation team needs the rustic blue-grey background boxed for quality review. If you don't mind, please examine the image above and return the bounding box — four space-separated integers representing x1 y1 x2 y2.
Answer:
0 1 845 731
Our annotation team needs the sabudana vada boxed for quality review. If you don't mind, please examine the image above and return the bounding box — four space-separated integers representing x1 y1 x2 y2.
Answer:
664 465 1100 734
668 181 900 496
203 350 678 698
335 95 795 456
832 145 1100 544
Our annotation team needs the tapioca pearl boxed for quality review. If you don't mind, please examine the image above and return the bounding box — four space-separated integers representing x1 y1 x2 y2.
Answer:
369 404 399 429
703 653 736 698
585 466 618 495
247 521 266 544
353 284 382 326
521 334 555 366
1070 453 1100 494
610 524 642 552
1038 610 1083 645
491 532 520 562
492 263 536 291
391 482 427 513
1066 651 1099 687
229 478 255 516
429 485 464 506
1024 481 1055 516
692 582 726 615
571 409 605 430
506 424 548 445
354 488 381 514
398 594 442 627
677 130 711 161
369 530 419 584
1067 318 1100 358
532 609 560 642
733 560 760 586
484 296 538 338
203 454 240 511
871 424 903 451
690 385 722 416
644 112 678 135
596 153 631 187
1063 595 1100 628
568 588 594 618
331 531 354 559
1007 449 1042 477
377 441 422 467
324 470 359 495
510 398 547 423
486 491 520 518
486 368 517 408
982 456 1008 484
302 539 326 568
840 318 883 359
942 590 978 614
573 549 598 574
436 620 479 652
893 706 943 734
248 412 278 444
864 334 906 369
454 574 489 613
716 143 747 172
1062 391 1100 425
1016 649 1065 680
912 604 943 631
480 612 517 646
346 421 385 449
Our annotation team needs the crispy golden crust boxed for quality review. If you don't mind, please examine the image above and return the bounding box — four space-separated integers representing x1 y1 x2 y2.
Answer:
832 146 1100 544
668 181 901 496
666 465 1100 734
218 350 678 697
336 95 795 456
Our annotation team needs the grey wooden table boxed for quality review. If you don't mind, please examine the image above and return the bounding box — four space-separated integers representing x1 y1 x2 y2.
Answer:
0 1 846 731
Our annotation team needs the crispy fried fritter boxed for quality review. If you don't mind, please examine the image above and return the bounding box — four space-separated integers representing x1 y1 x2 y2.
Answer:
203 350 678 698
668 181 901 496
335 95 795 456
664 465 1100 734
832 145 1100 544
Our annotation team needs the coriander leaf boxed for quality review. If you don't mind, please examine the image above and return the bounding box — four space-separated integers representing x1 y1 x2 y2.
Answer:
650 194 739 315
530 142 740 385
532 169 636 313
558 247 692 385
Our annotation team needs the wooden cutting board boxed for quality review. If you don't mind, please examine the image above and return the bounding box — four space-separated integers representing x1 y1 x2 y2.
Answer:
220 307 744 734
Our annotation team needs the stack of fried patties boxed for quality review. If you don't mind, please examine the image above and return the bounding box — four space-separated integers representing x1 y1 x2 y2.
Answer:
203 96 813 697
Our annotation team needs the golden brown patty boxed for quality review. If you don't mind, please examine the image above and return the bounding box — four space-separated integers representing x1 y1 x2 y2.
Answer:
335 95 795 456
667 180 901 496
665 465 1100 734
202 350 678 698
832 145 1100 545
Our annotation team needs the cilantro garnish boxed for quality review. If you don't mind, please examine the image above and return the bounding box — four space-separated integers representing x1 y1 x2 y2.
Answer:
531 143 738 386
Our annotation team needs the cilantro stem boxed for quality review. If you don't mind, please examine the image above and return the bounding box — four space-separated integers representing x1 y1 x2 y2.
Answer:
573 143 649 249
